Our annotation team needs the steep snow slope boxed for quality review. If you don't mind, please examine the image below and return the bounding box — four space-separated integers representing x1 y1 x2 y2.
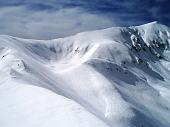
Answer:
0 22 170 127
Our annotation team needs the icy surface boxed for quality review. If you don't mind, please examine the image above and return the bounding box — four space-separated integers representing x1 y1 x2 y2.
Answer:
0 22 170 127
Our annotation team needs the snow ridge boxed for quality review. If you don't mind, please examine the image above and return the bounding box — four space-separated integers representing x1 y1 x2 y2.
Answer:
0 22 170 127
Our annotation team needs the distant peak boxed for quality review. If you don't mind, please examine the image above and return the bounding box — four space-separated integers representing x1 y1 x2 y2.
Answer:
149 21 158 24
140 21 159 26
130 21 165 29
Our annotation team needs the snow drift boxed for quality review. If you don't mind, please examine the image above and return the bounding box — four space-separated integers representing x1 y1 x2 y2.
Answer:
0 21 170 127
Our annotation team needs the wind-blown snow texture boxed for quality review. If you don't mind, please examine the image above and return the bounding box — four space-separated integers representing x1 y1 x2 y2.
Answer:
0 22 170 127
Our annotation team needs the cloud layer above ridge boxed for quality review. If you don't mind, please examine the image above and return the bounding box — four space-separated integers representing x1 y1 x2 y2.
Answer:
0 0 169 39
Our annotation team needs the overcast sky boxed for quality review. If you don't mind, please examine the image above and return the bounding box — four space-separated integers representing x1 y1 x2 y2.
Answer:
0 0 169 39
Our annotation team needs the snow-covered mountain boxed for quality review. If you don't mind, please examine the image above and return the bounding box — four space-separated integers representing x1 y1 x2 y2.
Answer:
0 21 170 127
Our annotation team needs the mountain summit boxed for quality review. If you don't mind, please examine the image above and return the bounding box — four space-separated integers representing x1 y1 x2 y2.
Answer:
0 22 170 127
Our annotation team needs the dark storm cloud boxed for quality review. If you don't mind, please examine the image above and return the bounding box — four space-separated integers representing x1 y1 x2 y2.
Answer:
0 0 169 39
73 0 170 26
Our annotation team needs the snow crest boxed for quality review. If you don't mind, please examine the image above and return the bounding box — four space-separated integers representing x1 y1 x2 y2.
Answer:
1 22 170 127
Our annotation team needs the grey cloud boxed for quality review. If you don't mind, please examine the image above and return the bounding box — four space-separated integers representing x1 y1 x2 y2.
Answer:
0 6 116 39
0 0 169 39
